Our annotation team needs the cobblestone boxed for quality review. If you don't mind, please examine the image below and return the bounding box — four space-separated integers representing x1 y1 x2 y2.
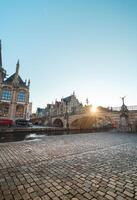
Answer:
0 132 137 199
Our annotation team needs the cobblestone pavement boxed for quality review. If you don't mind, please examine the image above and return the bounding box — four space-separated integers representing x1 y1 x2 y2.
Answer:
0 132 137 200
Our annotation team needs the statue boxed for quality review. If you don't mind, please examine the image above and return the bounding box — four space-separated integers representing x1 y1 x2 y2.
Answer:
121 96 126 105
120 96 129 132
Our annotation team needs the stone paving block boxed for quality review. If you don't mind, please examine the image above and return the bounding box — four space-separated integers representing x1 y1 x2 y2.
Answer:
47 191 55 198
83 192 92 199
97 190 105 196
123 190 134 198
29 192 38 199
105 194 115 200
22 193 30 200
41 194 50 200
33 197 42 200
107 191 117 198
116 195 125 200
3 194 13 200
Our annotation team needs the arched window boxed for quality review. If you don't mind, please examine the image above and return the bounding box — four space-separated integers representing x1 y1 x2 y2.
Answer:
17 91 26 102
2 89 12 101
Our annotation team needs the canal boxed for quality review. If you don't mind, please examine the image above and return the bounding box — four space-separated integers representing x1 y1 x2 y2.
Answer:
0 131 70 143
0 128 113 143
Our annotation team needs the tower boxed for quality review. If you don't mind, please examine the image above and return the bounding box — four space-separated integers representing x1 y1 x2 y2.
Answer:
0 40 2 68
0 40 6 83
0 40 32 119
13 60 20 86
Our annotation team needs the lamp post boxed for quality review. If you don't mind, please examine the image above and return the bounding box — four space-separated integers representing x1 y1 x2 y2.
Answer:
65 102 69 131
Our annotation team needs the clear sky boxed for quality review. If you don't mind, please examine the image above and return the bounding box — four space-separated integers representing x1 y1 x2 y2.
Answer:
1 0 137 111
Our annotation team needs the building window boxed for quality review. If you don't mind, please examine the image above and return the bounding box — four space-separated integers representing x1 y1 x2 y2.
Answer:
18 91 26 102
2 90 12 101
0 103 9 117
16 105 24 118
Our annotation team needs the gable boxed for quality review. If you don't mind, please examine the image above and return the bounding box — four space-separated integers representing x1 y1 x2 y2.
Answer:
4 73 26 87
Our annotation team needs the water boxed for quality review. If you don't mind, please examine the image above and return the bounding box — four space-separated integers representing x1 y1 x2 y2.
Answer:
0 129 111 143
0 131 70 143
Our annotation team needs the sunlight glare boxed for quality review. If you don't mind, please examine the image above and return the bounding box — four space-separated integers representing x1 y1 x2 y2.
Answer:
91 105 97 113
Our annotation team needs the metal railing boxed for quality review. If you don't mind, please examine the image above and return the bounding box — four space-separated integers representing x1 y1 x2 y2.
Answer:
112 105 137 111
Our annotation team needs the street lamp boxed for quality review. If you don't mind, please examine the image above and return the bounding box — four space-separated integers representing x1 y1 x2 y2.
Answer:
65 102 69 130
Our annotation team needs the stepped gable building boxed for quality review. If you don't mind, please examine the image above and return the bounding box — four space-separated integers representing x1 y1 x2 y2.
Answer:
37 92 83 118
0 40 31 119
61 92 83 115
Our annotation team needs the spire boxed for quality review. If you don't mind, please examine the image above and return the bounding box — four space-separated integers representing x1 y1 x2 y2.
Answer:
0 40 7 81
13 60 20 86
86 98 89 105
16 59 20 75
28 79 30 87
0 40 2 68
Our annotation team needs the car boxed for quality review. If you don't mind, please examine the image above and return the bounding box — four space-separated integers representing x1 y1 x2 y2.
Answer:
15 119 33 127
27 122 33 127
0 118 13 127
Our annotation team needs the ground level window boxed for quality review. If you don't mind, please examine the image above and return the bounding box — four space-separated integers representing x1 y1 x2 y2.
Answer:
0 103 10 117
16 105 24 118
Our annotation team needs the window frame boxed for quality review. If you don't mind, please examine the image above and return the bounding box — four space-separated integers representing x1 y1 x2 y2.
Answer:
1 89 12 101
17 91 26 103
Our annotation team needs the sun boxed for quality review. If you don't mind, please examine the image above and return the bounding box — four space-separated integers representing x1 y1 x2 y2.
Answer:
91 105 97 113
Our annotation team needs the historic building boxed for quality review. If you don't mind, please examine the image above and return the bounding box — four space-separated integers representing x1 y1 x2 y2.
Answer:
0 40 32 119
36 92 83 118
61 93 83 115
36 107 46 118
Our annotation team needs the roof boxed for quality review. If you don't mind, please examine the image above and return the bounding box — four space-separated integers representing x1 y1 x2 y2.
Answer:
0 67 6 76
4 73 26 87
62 95 73 103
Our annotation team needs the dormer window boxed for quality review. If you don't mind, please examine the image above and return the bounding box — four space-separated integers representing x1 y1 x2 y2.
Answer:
17 91 26 102
2 89 12 101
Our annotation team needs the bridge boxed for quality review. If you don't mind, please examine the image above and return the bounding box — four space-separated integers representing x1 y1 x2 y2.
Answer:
31 107 137 131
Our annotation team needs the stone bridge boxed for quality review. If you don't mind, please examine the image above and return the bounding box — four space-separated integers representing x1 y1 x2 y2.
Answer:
48 111 120 129
54 111 137 130
32 110 137 131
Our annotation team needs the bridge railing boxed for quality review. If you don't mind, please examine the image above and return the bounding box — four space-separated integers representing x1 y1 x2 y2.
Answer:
112 105 137 111
36 105 137 120
46 109 86 118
